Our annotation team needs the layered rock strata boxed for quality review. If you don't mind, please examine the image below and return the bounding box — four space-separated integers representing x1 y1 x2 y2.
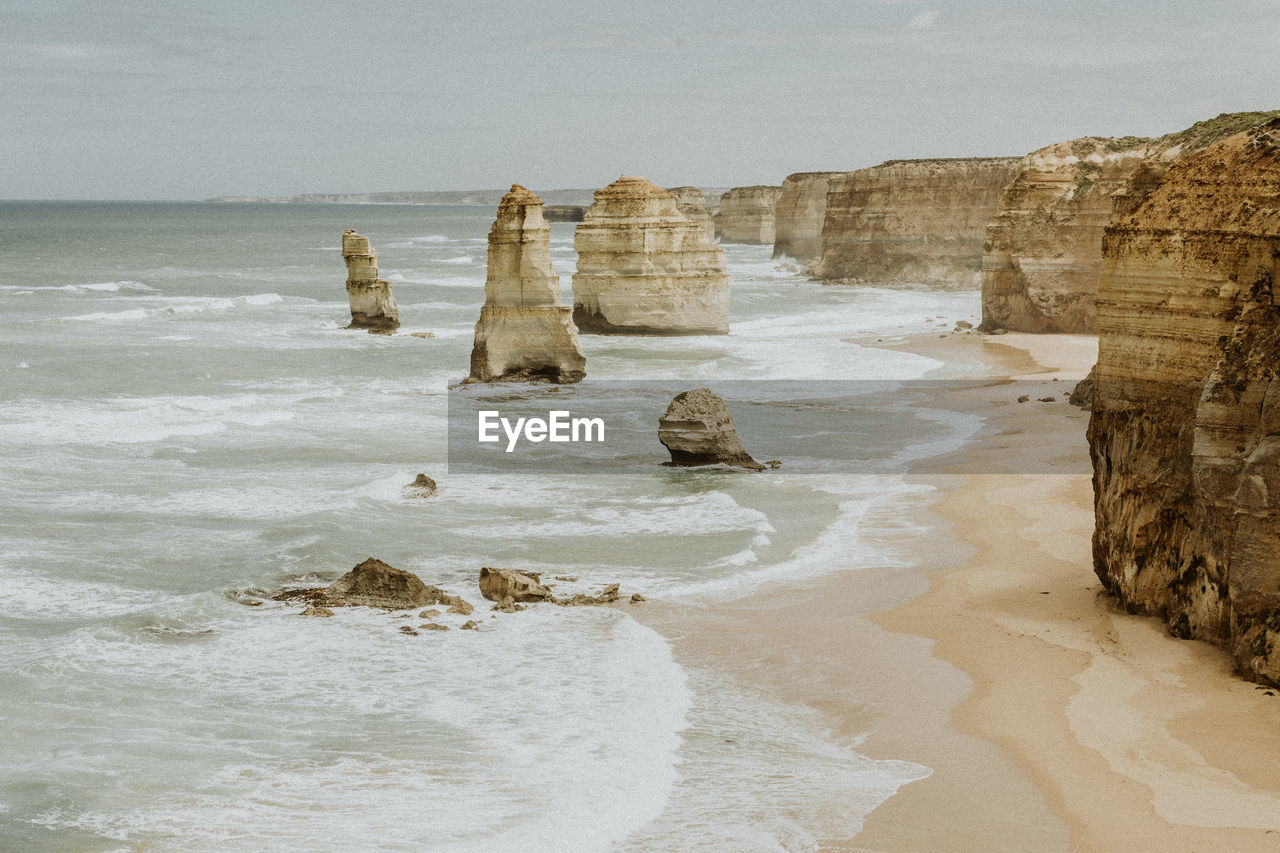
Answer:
1089 119 1280 684
658 388 764 470
341 230 400 332
572 176 729 335
815 158 1021 287
666 186 716 241
469 185 586 383
773 171 846 263
714 185 782 244
983 112 1280 333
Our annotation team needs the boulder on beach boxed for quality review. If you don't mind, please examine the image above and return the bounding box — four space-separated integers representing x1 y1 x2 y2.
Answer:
479 567 551 602
657 388 765 471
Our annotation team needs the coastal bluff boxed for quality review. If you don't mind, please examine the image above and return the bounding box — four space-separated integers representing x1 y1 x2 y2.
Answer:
814 157 1021 287
468 185 586 383
715 185 782 245
983 111 1280 333
572 176 729 335
772 171 846 264
1089 119 1280 684
341 230 399 332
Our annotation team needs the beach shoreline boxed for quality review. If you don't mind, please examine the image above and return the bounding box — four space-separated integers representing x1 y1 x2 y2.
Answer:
631 330 1280 851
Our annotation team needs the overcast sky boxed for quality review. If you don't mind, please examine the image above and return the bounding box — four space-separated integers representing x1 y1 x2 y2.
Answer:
4 0 1279 199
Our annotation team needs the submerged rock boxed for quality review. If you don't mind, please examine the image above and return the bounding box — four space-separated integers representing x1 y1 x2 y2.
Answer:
468 184 586 383
403 473 438 497
341 230 400 333
301 605 334 618
658 388 765 471
479 567 551 602
572 176 729 335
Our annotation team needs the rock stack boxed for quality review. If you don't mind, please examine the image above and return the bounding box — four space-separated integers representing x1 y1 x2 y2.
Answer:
341 230 400 333
572 176 729 335
666 186 716 241
468 185 586 383
1089 119 1280 684
714 185 782 244
772 171 846 264
658 388 764 470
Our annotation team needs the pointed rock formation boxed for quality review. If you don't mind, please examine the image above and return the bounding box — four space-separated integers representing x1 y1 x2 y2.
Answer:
666 186 716 241
572 176 729 335
815 158 1021 287
773 172 846 263
658 388 764 470
341 230 400 333
982 111 1280 333
469 185 586 383
715 186 782 244
1089 118 1280 684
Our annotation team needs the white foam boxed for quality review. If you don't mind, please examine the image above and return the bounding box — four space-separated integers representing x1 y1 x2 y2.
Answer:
64 294 284 322
438 256 475 265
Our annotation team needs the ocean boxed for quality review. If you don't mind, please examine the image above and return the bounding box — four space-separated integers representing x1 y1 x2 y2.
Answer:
0 201 983 851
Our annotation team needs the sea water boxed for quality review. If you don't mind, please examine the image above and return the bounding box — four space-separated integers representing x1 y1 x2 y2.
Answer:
0 201 981 851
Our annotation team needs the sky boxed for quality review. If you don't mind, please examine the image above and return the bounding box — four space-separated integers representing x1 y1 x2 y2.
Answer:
3 0 1279 199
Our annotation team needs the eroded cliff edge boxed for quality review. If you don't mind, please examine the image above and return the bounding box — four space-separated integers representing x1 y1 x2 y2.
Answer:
715 185 782 245
773 171 846 264
815 158 1021 287
1089 119 1280 684
983 111 1280 333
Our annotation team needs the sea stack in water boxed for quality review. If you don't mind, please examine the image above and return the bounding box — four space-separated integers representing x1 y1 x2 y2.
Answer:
773 172 846 264
1089 118 1280 684
341 230 399 333
666 186 716 241
658 388 764 470
573 176 729 335
715 185 782 244
469 185 586 383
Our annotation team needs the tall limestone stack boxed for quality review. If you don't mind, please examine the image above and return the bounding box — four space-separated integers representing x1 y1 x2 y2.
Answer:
772 171 846 264
341 230 400 332
714 186 782 244
1089 119 1280 684
982 112 1280 333
666 186 716 241
572 176 729 335
468 185 586 383
814 158 1021 287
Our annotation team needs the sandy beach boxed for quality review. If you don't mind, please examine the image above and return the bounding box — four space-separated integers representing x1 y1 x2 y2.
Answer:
633 330 1280 851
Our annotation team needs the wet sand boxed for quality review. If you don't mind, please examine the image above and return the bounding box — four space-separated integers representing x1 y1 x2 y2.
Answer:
633 330 1280 851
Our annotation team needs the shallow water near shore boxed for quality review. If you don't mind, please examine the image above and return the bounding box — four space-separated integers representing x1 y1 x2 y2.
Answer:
1 201 981 850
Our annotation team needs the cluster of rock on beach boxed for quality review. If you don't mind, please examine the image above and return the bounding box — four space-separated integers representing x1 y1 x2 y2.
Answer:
270 557 643 634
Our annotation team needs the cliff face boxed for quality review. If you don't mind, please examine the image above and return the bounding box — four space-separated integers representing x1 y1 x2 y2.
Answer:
666 186 716 241
815 158 1021 287
772 172 845 263
341 230 399 332
469 185 586 383
982 112 1280 333
1089 119 1280 683
715 186 782 245
572 176 729 335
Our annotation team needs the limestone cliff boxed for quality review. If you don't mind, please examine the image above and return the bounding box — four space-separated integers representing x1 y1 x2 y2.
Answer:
1089 119 1280 684
572 176 729 335
983 112 1280 333
469 185 586 383
714 186 782 245
814 158 1021 287
341 230 399 332
772 172 846 263
667 186 716 241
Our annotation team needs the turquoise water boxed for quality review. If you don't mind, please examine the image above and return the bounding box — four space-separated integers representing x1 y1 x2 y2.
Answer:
0 201 982 851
